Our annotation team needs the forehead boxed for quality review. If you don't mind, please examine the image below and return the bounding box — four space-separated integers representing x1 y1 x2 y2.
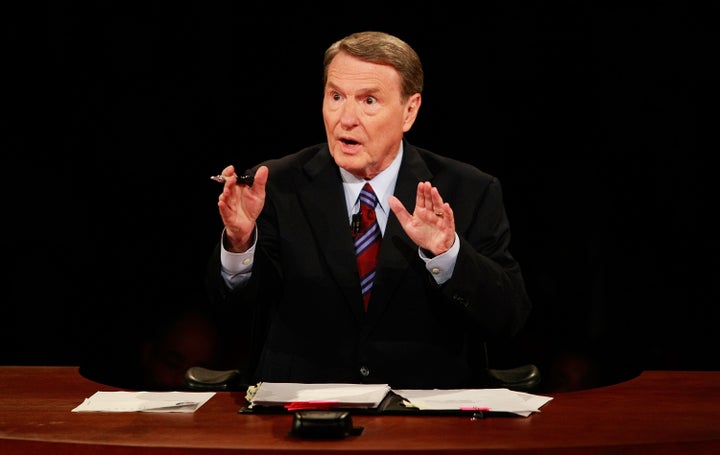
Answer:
326 52 402 94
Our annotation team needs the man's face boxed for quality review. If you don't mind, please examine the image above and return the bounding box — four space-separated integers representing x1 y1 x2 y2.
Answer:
323 52 420 180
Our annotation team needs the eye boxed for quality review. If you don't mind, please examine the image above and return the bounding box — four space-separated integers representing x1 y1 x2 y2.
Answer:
331 92 342 101
364 96 377 105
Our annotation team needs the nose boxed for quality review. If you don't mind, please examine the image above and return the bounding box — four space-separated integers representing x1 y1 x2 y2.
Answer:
339 101 360 128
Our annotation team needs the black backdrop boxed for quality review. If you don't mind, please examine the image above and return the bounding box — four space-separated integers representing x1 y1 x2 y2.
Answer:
5 4 718 390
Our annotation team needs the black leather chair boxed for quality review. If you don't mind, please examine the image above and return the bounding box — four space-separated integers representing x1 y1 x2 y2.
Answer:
481 363 541 391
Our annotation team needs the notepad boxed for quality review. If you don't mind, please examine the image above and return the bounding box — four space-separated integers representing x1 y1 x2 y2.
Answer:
247 382 391 410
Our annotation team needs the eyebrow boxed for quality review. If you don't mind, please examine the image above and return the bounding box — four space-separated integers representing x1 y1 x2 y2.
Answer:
325 80 383 97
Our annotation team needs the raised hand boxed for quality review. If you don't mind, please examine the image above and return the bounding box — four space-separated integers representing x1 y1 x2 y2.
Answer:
216 165 268 252
388 181 455 256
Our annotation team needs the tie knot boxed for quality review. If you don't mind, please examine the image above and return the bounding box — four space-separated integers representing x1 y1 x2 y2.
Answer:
360 183 378 208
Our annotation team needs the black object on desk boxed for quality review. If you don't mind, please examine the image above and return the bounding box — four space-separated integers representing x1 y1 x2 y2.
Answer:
290 411 364 439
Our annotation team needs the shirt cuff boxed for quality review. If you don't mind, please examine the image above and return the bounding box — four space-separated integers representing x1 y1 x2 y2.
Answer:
420 233 459 285
220 227 257 287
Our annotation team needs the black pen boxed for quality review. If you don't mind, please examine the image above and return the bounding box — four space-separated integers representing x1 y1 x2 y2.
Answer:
210 173 254 187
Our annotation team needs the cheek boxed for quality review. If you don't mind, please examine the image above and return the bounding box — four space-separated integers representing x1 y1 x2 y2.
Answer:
372 116 404 141
323 102 340 121
323 112 340 133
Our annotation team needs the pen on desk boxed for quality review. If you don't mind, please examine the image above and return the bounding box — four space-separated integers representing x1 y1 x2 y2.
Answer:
460 406 490 412
460 406 489 420
210 173 254 187
174 401 198 407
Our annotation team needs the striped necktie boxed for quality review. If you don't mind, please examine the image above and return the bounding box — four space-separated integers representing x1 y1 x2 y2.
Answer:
353 183 381 311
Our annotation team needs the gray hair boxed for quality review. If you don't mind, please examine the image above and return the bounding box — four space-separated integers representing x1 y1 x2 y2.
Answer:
323 31 424 101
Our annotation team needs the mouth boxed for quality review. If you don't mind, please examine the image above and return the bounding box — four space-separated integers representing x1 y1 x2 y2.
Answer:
340 137 360 146
337 137 362 155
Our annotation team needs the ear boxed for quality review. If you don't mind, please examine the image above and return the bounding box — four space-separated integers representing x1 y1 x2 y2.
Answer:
402 93 422 132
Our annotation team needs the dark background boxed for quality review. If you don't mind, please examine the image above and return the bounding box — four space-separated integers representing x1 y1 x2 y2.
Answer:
5 4 718 391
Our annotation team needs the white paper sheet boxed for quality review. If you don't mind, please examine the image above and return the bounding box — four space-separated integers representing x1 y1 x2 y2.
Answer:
392 388 553 417
71 391 216 413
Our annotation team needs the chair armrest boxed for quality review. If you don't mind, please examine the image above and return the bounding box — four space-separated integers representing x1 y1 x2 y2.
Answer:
184 366 247 391
483 364 541 392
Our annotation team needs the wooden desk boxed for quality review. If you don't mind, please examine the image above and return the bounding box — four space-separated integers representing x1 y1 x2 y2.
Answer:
0 366 718 454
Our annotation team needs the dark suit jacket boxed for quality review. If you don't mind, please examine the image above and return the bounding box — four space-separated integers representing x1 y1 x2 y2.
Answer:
206 139 531 389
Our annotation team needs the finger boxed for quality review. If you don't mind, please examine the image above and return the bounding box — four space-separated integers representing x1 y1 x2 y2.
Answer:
431 186 445 211
221 164 236 180
422 181 437 211
414 181 427 210
251 165 269 189
441 202 454 223
216 165 238 189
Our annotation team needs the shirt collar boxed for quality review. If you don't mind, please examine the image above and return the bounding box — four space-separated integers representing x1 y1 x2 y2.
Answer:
340 143 403 214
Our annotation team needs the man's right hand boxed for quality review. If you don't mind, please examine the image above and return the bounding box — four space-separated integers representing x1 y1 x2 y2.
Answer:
217 165 268 252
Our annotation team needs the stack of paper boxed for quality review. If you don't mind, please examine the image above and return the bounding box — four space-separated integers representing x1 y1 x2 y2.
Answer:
392 388 553 417
247 382 391 410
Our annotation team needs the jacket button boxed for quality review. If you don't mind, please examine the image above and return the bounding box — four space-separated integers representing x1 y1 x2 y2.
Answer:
359 366 370 377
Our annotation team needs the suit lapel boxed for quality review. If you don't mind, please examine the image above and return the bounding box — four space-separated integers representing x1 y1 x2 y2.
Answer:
295 148 366 319
367 143 434 317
